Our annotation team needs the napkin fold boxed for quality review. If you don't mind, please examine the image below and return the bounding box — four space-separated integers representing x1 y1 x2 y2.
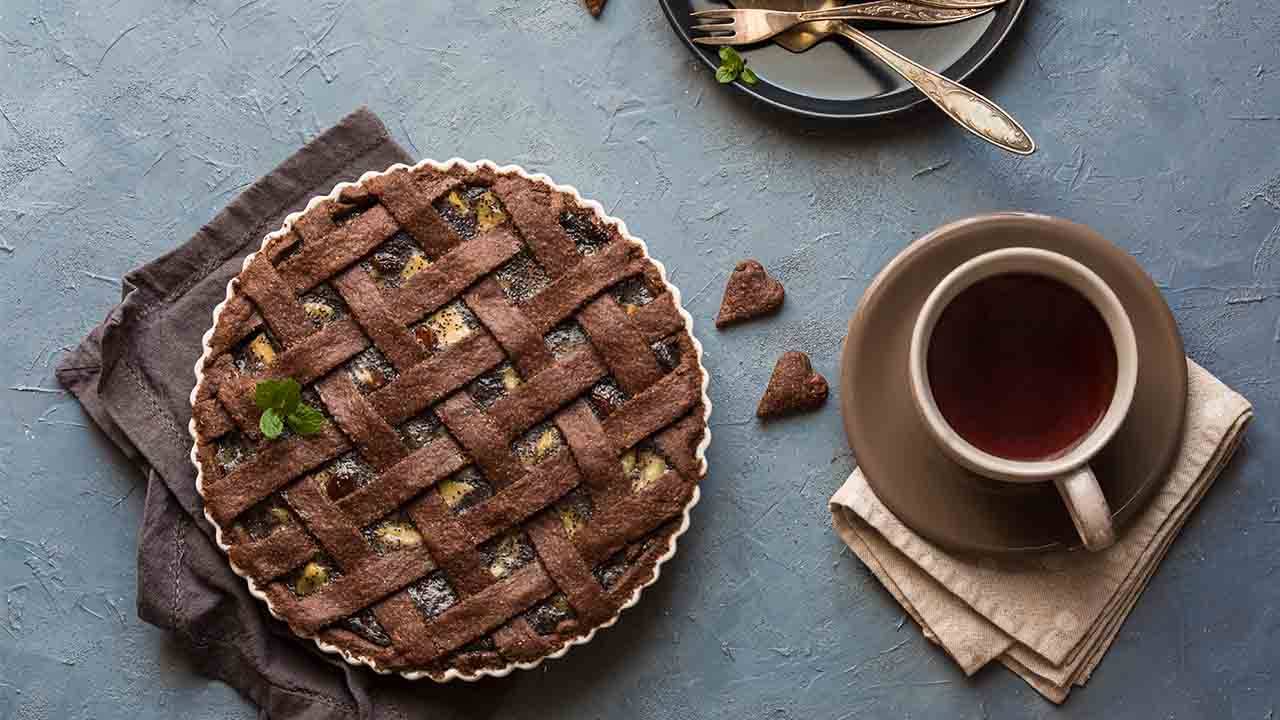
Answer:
830 359 1252 703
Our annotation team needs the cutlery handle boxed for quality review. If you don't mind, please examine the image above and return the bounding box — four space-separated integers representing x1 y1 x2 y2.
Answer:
800 2 985 26
908 0 1006 7
834 24 1036 155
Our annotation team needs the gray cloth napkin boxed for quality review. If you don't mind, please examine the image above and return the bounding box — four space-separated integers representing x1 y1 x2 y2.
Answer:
56 107 511 719
829 359 1252 703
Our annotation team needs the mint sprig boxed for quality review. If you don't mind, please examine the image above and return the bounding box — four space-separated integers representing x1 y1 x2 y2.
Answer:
715 47 759 85
254 378 325 439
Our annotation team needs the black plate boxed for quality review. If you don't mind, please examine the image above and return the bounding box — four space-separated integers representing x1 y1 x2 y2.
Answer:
659 0 1026 119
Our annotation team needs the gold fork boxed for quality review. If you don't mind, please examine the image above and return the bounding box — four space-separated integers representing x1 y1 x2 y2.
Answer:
691 6 1035 155
691 3 988 37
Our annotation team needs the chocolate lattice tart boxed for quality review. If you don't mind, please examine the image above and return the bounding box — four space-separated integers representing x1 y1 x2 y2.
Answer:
190 159 710 680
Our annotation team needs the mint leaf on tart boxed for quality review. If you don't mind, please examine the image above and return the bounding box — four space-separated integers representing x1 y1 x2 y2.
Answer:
255 378 300 414
259 407 285 439
285 403 326 436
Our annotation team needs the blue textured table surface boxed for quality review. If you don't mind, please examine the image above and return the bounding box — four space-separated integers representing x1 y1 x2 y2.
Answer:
2 0 1278 717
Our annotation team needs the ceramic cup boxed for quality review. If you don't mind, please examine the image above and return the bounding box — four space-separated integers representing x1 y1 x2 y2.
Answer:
908 247 1139 551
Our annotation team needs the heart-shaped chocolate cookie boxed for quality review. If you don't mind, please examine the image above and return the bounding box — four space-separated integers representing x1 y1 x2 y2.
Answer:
716 259 785 328
757 351 829 419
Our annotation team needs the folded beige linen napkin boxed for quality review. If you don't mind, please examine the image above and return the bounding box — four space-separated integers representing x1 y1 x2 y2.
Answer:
829 359 1252 703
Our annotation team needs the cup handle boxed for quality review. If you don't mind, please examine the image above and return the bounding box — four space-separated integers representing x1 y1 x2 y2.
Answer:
1053 467 1117 551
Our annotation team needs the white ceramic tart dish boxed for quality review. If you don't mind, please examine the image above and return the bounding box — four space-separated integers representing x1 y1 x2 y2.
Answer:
188 159 712 681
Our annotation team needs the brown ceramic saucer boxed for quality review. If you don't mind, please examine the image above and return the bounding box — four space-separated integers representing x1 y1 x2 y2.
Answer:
840 213 1187 554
